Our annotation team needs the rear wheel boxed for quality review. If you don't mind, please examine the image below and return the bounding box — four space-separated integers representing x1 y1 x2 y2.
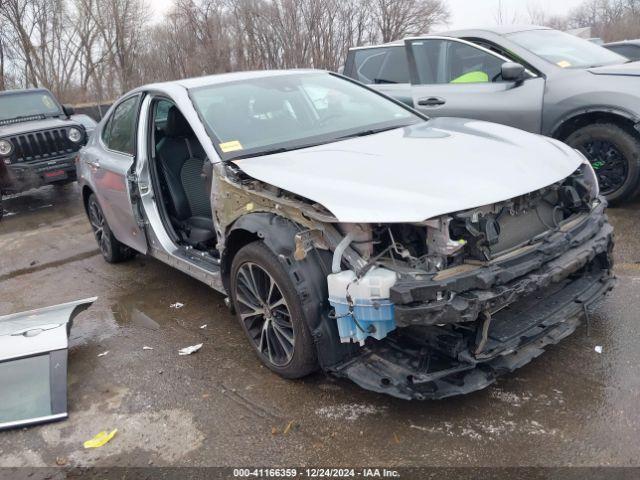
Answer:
230 241 318 378
565 122 640 204
87 193 135 263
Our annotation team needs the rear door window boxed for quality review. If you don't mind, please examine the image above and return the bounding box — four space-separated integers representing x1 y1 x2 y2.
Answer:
353 47 410 84
101 96 140 155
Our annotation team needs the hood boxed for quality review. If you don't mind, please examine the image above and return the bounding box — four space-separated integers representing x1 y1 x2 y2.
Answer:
0 117 84 137
233 118 582 223
588 61 640 77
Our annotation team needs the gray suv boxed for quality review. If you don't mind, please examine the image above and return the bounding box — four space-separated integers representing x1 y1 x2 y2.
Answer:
344 25 640 203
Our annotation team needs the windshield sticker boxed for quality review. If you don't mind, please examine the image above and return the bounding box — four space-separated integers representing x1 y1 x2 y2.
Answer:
556 60 572 68
219 140 243 153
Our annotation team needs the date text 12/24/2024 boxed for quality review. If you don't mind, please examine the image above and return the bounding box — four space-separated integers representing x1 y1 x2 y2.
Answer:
233 469 401 478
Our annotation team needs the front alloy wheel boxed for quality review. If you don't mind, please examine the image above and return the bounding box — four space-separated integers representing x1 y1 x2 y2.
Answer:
230 242 318 378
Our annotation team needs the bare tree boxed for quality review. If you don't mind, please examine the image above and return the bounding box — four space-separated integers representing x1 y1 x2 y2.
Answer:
89 0 149 94
1 0 449 102
374 0 449 42
494 0 520 24
568 0 640 41
526 2 568 29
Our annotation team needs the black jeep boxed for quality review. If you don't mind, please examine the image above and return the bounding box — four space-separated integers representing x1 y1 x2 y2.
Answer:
0 88 96 211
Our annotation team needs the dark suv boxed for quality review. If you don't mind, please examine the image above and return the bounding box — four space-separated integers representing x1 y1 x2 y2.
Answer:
0 88 96 203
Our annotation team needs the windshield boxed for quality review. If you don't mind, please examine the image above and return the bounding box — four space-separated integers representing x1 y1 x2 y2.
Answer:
508 29 627 69
189 72 420 159
0 90 63 121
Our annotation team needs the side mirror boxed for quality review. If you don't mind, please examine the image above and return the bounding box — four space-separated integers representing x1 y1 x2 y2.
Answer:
501 62 526 82
62 104 76 117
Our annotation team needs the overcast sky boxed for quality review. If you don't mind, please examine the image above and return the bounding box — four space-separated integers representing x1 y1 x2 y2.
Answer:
439 0 585 30
148 0 586 29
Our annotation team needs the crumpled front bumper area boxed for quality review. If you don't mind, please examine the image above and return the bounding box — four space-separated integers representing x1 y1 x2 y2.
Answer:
331 202 615 400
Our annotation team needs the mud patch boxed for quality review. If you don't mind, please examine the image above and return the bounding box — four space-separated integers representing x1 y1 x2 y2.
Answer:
0 449 47 467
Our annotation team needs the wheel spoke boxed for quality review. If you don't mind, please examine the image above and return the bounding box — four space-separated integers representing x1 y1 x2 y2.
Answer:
259 324 267 353
266 275 276 304
265 324 274 364
236 289 261 311
269 297 286 310
272 321 294 347
238 268 261 303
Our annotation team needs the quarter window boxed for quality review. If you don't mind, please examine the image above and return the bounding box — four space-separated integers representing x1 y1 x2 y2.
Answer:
102 96 139 155
353 47 410 84
409 39 506 85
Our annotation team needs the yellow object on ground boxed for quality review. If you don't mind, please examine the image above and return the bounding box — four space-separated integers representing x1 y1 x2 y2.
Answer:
450 71 489 84
83 429 118 448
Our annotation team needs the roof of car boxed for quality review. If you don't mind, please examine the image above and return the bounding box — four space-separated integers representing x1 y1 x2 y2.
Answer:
0 87 52 97
141 69 320 92
349 25 551 50
439 25 551 36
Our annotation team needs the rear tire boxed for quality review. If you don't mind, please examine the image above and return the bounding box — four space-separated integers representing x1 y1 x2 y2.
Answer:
230 241 318 379
565 122 640 204
87 193 135 263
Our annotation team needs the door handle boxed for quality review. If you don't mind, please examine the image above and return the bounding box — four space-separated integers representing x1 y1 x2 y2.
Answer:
87 160 101 169
417 97 446 107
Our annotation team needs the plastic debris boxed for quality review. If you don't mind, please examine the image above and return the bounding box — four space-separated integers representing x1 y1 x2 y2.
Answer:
178 343 203 356
595 345 603 354
97 351 109 357
170 302 184 309
199 324 207 329
142 346 154 350
55 457 67 466
83 429 117 449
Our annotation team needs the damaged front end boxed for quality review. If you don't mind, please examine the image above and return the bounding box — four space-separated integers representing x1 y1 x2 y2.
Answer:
324 163 615 400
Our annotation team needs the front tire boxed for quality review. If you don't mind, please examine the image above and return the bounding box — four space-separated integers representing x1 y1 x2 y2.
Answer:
87 193 135 263
230 241 318 378
565 122 640 204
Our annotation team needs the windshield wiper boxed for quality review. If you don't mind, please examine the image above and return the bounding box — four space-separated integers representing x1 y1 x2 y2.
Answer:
229 146 290 160
336 124 405 140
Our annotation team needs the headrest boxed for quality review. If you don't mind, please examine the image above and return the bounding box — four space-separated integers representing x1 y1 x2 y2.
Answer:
165 106 191 137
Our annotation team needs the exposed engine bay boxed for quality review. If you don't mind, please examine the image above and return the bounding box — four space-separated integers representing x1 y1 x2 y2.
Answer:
322 163 614 399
